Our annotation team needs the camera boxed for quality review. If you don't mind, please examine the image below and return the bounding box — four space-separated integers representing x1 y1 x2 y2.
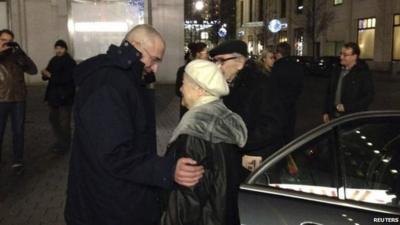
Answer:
5 42 20 49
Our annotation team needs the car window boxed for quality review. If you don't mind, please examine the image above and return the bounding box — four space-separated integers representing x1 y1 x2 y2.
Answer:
338 117 400 208
254 131 338 199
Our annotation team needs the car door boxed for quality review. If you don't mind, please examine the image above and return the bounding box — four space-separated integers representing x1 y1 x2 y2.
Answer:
239 111 400 225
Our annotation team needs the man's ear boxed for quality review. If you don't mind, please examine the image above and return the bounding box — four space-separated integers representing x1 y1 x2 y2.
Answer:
237 57 246 70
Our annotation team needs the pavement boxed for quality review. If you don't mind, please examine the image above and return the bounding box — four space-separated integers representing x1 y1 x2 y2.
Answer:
0 72 399 225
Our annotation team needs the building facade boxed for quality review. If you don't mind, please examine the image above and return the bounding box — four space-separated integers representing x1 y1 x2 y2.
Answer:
184 0 236 49
0 0 185 84
236 0 400 72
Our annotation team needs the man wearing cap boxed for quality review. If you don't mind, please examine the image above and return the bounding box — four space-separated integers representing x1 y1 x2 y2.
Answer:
41 39 76 153
160 59 247 225
209 40 283 177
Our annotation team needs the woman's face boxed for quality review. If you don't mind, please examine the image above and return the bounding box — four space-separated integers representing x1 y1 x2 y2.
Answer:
180 76 200 109
263 52 275 70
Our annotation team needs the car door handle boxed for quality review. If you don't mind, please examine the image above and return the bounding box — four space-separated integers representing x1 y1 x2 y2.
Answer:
300 222 323 225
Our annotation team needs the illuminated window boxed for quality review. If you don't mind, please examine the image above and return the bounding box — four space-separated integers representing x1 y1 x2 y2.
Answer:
395 15 400 26
248 35 254 54
296 0 304 14
294 28 304 56
69 0 145 60
278 31 288 43
200 31 209 40
393 15 400 60
334 0 343 5
257 33 264 54
358 17 376 59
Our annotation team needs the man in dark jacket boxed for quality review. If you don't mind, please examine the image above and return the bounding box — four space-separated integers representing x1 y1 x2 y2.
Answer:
0 29 37 175
209 40 283 177
64 24 204 225
41 39 76 153
322 42 374 122
161 59 247 225
270 42 304 145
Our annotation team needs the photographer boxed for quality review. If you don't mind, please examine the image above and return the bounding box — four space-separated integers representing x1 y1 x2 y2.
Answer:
0 29 37 175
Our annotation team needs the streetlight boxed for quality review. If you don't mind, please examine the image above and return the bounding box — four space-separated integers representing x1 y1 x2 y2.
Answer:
195 0 204 11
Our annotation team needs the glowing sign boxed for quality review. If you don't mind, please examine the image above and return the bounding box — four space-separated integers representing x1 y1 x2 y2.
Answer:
218 24 227 38
268 19 282 33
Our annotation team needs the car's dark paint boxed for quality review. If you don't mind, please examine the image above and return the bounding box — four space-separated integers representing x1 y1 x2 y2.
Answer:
239 111 400 225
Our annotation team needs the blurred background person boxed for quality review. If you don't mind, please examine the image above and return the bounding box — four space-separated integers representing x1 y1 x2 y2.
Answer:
41 39 76 154
259 47 275 77
322 42 374 123
271 42 304 145
175 42 209 118
209 40 283 180
0 29 37 175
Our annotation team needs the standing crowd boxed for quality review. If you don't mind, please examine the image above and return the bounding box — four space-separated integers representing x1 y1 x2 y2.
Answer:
0 29 76 175
0 23 374 225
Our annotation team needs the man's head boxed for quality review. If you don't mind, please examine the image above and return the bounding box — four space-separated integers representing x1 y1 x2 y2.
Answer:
0 29 14 52
180 59 229 108
209 40 248 82
275 42 291 60
125 24 165 73
340 42 360 69
54 39 68 56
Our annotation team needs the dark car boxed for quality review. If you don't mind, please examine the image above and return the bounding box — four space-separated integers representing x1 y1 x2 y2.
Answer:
311 56 341 77
239 111 400 225
290 56 314 76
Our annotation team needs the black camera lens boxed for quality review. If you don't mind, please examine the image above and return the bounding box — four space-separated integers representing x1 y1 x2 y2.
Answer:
5 42 18 48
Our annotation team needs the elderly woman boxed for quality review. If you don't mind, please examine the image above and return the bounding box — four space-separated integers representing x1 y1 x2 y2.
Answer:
161 60 247 225
260 47 275 76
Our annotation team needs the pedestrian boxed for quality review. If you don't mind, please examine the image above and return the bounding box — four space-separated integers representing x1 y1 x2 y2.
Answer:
259 47 275 77
41 39 76 153
209 40 283 179
175 42 209 118
161 59 247 225
270 42 304 144
0 29 37 175
322 42 374 123
64 24 204 225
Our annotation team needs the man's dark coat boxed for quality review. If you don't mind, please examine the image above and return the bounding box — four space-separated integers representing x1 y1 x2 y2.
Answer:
324 60 374 117
65 41 175 225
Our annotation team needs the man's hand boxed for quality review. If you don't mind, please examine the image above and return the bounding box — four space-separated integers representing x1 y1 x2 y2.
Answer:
41 69 51 78
336 104 345 113
174 157 204 187
322 113 330 123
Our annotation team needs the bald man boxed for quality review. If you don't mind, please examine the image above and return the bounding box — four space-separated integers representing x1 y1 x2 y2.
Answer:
65 24 204 225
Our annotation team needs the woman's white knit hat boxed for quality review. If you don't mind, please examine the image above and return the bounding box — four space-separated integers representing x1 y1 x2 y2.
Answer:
184 59 229 97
